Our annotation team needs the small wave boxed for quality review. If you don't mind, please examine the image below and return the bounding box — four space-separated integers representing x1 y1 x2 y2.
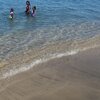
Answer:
1 43 100 79
1 50 79 79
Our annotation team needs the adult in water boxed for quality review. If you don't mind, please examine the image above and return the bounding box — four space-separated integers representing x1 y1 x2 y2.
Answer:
25 0 31 14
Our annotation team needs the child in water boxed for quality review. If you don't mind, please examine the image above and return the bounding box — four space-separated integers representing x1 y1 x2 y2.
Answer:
25 0 31 14
31 6 36 17
9 8 14 19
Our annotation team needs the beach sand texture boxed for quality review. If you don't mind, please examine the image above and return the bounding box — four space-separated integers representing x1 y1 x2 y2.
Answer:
0 47 100 100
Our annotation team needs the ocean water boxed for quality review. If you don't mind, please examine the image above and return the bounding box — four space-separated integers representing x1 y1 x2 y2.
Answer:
1 0 100 78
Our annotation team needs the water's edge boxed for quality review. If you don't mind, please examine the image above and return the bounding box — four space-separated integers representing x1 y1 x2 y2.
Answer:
0 34 100 79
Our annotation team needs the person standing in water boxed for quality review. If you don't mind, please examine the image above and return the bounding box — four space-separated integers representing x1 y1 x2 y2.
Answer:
25 0 31 14
31 6 36 17
9 8 14 19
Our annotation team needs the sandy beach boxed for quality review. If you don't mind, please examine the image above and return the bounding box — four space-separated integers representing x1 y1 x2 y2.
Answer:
1 0 100 100
0 47 100 100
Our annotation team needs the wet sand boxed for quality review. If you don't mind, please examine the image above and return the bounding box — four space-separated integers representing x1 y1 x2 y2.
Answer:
0 47 100 100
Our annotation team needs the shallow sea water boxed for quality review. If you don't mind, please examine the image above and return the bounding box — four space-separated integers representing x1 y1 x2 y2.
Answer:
0 0 100 78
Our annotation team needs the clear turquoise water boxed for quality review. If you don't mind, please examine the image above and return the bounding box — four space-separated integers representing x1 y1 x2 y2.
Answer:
1 0 100 68
0 0 100 33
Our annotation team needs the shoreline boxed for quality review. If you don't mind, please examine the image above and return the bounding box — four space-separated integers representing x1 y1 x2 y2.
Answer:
0 46 100 99
1 33 100 79
1 44 99 79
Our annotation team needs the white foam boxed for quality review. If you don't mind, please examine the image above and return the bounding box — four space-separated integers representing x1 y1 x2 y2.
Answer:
1 44 100 79
1 50 79 79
